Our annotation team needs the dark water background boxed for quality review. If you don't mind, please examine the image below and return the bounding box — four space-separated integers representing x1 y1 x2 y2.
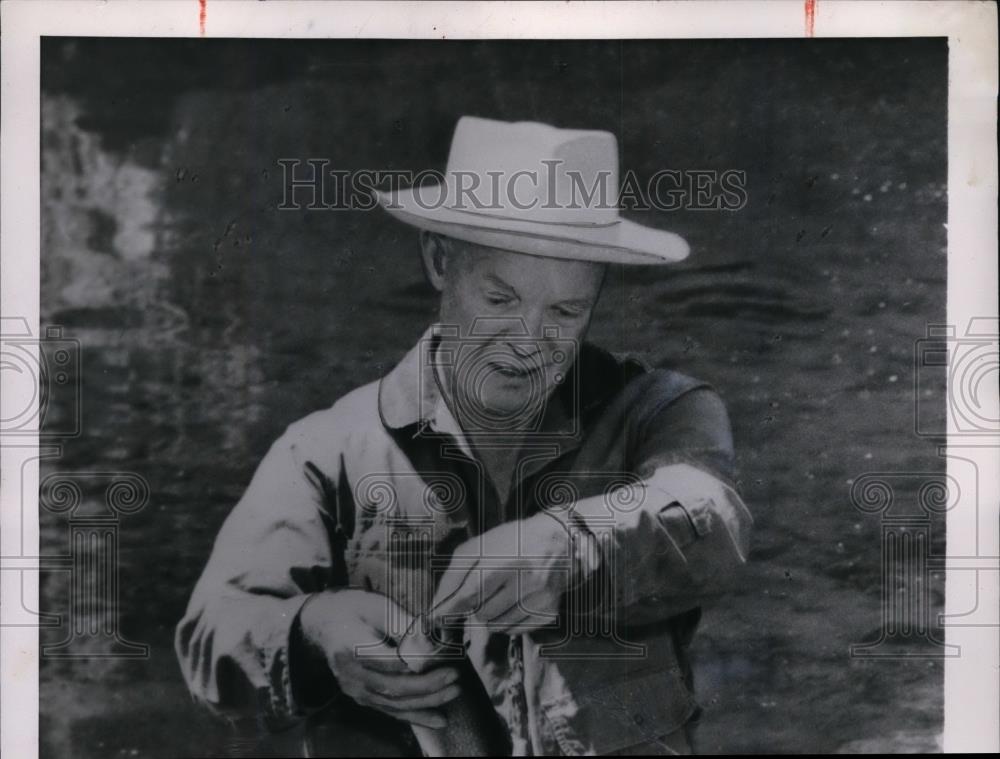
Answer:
39 38 948 756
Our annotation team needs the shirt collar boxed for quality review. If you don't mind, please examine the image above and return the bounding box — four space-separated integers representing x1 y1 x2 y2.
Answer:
376 326 445 432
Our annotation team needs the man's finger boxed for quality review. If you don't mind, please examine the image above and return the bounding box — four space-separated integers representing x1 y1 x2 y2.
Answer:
501 614 560 634
352 639 410 674
365 664 461 699
430 562 482 621
363 595 417 639
365 681 462 711
482 590 559 629
384 707 448 730
468 572 522 619
431 560 524 622
489 613 531 633
460 571 543 625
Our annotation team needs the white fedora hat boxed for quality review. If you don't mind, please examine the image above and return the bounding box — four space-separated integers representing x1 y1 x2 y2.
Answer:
374 116 689 265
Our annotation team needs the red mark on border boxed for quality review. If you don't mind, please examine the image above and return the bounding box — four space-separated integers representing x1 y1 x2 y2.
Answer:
805 0 816 37
199 0 207 37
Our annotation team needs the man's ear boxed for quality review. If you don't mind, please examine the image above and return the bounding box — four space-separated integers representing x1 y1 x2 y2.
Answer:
419 231 449 291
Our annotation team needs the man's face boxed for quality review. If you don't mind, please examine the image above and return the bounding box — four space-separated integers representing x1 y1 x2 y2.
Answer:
429 236 605 431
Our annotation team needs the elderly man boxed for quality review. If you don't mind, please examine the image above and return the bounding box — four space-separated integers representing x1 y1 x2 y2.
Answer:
176 116 752 756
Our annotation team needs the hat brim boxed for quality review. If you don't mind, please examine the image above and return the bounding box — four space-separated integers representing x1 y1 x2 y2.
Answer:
374 187 689 265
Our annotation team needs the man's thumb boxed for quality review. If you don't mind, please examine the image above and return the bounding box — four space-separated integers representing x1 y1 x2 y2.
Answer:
360 591 416 642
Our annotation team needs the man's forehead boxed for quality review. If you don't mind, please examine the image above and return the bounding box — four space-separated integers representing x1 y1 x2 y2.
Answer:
446 237 606 290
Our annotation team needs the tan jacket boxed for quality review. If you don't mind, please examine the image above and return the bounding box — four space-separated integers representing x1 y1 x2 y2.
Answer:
175 331 752 755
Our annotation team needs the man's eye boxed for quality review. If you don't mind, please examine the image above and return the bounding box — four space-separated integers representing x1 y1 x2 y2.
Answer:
554 306 584 319
486 293 514 306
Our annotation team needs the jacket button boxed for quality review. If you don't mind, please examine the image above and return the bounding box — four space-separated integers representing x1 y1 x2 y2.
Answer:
633 714 645 726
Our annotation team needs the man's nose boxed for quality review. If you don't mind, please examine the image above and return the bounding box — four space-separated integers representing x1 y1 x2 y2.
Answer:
506 309 546 358
516 307 547 341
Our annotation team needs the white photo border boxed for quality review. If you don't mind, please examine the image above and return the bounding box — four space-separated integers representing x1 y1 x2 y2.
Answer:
2 1 997 755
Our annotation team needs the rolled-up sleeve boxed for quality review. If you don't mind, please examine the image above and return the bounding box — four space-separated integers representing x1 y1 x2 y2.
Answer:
174 422 340 728
569 380 753 623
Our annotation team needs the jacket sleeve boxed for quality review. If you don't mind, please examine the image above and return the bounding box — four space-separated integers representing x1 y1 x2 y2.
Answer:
567 383 753 625
174 422 342 729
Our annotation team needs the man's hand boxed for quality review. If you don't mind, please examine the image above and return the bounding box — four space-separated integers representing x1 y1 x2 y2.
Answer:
428 511 600 634
298 589 461 729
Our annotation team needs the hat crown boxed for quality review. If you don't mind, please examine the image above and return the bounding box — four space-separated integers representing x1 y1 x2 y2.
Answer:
373 115 690 265
441 116 620 225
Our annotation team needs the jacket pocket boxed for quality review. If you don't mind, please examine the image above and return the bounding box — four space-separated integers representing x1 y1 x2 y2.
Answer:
540 667 698 756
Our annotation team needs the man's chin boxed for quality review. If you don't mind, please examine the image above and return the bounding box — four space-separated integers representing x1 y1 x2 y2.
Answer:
463 393 547 431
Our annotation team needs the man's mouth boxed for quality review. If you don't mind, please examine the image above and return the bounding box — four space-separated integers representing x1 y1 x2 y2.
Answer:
488 360 544 380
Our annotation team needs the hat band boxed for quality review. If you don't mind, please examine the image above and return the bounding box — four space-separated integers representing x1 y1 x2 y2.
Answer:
443 203 622 229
